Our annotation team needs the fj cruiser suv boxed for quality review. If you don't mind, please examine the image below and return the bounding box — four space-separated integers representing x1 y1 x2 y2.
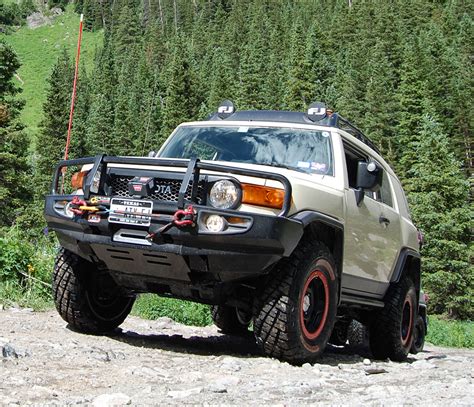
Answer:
45 101 422 364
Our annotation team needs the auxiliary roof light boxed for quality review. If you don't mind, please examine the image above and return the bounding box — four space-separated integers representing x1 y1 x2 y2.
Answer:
217 100 235 119
306 102 327 122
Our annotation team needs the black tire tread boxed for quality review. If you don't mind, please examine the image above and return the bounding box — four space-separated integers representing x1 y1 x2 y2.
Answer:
329 320 349 346
52 247 132 334
253 241 337 364
369 277 416 361
211 305 249 335
347 320 369 351
410 315 426 354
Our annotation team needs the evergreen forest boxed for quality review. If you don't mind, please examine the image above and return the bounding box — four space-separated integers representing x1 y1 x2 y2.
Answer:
0 0 472 320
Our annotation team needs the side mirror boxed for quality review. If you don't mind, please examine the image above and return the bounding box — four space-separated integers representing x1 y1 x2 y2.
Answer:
354 161 383 206
357 161 382 190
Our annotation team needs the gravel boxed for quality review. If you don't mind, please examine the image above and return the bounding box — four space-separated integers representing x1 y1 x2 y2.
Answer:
0 307 472 405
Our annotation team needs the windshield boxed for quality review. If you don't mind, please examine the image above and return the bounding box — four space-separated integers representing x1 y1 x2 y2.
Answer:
158 125 334 175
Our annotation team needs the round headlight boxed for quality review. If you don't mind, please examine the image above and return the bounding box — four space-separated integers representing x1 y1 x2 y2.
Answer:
209 180 239 209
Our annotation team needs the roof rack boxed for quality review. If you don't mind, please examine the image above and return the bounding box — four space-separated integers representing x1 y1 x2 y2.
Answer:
322 113 381 155
211 100 381 155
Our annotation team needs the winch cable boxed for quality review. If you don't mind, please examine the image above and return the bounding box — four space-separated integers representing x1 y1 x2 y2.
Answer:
146 205 196 240
66 197 196 238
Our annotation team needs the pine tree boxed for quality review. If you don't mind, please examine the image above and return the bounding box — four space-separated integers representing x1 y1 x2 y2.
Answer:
35 50 74 197
403 106 472 319
74 0 84 14
0 40 30 226
284 18 313 110
305 23 333 105
236 4 269 110
87 92 115 155
207 47 237 113
362 40 397 160
396 41 427 178
82 0 95 31
114 4 142 65
447 12 473 176
160 34 196 140
69 70 91 159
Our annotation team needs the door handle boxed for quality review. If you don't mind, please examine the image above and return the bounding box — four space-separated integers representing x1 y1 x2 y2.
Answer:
379 215 390 226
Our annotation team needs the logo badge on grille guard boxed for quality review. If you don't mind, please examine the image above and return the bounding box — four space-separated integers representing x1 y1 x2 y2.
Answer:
128 176 155 197
156 185 172 195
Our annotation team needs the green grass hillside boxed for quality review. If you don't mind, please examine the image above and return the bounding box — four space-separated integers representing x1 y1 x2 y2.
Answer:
1 5 103 137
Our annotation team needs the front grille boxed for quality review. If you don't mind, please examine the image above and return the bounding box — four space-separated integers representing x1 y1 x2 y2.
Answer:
109 175 206 203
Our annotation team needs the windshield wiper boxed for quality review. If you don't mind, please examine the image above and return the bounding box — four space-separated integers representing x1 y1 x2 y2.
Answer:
262 162 312 174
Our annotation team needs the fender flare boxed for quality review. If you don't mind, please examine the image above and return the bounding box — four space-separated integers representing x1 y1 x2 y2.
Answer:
291 211 345 303
390 248 421 284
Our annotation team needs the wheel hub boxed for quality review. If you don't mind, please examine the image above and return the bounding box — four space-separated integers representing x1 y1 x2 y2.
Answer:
303 294 311 313
299 270 330 341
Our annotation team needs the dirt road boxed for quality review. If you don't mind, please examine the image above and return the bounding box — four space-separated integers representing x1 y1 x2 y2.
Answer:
0 307 472 405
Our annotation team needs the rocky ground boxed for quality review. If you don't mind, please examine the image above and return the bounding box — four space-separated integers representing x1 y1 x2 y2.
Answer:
0 307 473 406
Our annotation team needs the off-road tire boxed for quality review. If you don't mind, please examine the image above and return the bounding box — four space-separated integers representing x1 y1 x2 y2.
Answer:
369 277 416 361
347 320 369 351
329 320 349 346
410 315 426 354
211 305 251 335
253 241 338 364
53 247 134 334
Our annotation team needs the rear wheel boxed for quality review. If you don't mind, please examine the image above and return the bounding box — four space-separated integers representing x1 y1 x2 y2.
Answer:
211 305 251 335
53 247 134 334
410 315 426 354
329 320 349 346
253 241 338 364
347 320 369 351
369 277 416 361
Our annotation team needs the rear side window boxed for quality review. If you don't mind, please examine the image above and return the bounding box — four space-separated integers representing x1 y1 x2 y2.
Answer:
392 178 412 220
375 172 393 207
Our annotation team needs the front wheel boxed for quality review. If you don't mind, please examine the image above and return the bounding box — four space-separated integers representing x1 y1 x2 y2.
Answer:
253 241 338 364
52 248 134 334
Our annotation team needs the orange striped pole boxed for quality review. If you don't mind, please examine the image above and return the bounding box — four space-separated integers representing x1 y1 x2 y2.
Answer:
61 14 84 193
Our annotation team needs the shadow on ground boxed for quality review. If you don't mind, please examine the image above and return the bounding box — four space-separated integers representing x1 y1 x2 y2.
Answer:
108 328 261 358
67 322 419 365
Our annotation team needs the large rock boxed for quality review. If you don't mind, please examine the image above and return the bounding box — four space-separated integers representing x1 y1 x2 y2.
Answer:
26 8 63 30
26 12 52 29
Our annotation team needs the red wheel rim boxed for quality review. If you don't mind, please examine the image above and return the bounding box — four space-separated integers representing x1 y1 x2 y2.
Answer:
400 294 413 346
299 270 329 340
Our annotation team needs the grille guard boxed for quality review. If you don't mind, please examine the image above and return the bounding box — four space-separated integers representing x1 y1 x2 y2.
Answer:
108 173 206 203
51 155 293 216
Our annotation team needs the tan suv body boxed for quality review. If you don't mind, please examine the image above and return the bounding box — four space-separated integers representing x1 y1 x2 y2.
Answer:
45 102 421 364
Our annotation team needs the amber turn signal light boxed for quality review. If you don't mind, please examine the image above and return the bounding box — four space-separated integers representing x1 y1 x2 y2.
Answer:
71 171 88 190
242 184 284 209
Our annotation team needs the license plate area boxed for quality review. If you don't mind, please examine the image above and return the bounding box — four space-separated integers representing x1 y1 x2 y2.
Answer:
109 198 153 226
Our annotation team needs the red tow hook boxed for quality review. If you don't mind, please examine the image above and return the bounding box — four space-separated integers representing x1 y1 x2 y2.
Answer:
146 206 196 240
70 196 87 215
173 205 196 227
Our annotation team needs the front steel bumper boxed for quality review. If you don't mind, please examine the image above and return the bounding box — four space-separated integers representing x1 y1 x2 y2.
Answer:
45 156 303 292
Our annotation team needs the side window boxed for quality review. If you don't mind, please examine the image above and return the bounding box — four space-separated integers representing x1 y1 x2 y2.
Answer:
375 171 393 207
343 143 375 199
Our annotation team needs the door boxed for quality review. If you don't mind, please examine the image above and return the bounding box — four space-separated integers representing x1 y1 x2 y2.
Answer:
341 145 401 298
